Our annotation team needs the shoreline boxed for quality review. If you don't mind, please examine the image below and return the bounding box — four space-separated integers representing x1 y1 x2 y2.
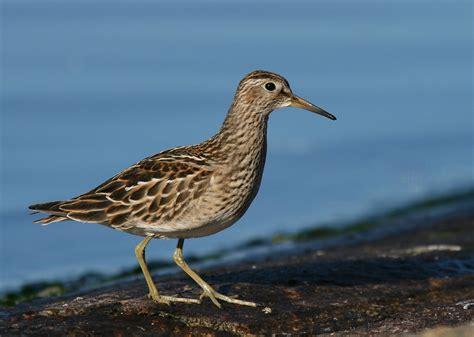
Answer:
1 187 473 307
1 189 474 335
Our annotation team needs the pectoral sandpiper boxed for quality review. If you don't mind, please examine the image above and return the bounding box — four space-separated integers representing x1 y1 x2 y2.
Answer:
29 70 336 308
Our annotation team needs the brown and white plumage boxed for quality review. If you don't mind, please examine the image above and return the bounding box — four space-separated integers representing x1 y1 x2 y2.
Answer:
31 148 215 237
29 70 336 307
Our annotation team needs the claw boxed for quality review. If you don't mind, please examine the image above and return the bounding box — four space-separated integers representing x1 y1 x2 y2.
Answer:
148 292 200 305
200 290 222 308
148 291 166 303
148 292 170 305
200 289 257 308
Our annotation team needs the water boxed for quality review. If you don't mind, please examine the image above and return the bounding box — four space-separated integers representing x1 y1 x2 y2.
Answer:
1 0 472 291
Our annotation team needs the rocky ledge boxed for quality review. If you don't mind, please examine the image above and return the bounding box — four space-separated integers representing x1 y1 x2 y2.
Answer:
1 202 474 336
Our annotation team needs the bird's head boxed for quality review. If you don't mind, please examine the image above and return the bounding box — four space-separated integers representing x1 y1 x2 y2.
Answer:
234 70 336 120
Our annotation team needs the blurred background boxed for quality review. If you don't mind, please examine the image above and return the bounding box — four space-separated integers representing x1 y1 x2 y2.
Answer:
1 0 472 292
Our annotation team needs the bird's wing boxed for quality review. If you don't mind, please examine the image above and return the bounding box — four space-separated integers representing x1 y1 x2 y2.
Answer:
57 151 214 230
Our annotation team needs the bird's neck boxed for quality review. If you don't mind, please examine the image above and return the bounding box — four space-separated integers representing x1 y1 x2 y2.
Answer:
208 100 270 163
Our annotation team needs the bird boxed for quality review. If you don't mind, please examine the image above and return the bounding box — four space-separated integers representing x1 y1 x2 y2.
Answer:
29 70 336 308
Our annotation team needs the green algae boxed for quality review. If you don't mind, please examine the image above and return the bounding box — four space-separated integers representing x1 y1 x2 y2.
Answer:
0 282 66 307
286 220 376 242
385 187 474 218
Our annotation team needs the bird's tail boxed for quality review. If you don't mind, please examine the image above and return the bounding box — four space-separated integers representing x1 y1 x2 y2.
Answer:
29 201 69 225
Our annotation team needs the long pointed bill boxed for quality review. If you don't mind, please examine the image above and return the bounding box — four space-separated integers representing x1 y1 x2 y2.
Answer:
290 95 336 120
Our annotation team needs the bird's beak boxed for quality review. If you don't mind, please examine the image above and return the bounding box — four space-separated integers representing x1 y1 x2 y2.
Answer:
290 95 336 120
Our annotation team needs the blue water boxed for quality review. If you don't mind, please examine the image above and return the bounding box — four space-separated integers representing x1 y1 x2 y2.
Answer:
1 0 472 291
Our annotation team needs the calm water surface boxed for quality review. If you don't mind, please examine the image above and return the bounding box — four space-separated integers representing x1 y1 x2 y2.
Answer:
1 0 472 291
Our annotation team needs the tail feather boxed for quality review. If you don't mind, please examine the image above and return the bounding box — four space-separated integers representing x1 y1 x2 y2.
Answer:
29 200 65 214
29 200 69 225
33 215 67 225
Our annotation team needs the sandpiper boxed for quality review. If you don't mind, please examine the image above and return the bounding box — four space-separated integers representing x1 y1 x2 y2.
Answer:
29 70 336 308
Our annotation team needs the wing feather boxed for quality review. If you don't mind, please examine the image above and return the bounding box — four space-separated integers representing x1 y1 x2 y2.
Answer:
31 148 215 229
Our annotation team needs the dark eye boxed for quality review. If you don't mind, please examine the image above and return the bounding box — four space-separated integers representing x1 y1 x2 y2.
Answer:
264 82 276 91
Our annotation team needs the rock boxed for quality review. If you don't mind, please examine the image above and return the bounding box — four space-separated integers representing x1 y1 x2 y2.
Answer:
1 213 473 336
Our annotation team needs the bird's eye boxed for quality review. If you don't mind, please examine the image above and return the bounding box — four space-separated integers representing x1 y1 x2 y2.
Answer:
264 82 276 91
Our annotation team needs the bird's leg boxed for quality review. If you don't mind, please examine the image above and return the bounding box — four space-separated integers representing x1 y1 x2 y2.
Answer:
134 236 200 305
173 238 257 308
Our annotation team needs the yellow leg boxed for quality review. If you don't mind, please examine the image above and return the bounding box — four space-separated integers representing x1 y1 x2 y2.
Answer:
134 236 200 305
173 238 257 308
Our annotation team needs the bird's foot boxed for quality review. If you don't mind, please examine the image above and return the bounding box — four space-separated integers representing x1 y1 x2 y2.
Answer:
199 288 257 308
148 291 201 305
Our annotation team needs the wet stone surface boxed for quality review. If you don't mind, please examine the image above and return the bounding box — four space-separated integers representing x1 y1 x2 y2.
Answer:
1 214 474 336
